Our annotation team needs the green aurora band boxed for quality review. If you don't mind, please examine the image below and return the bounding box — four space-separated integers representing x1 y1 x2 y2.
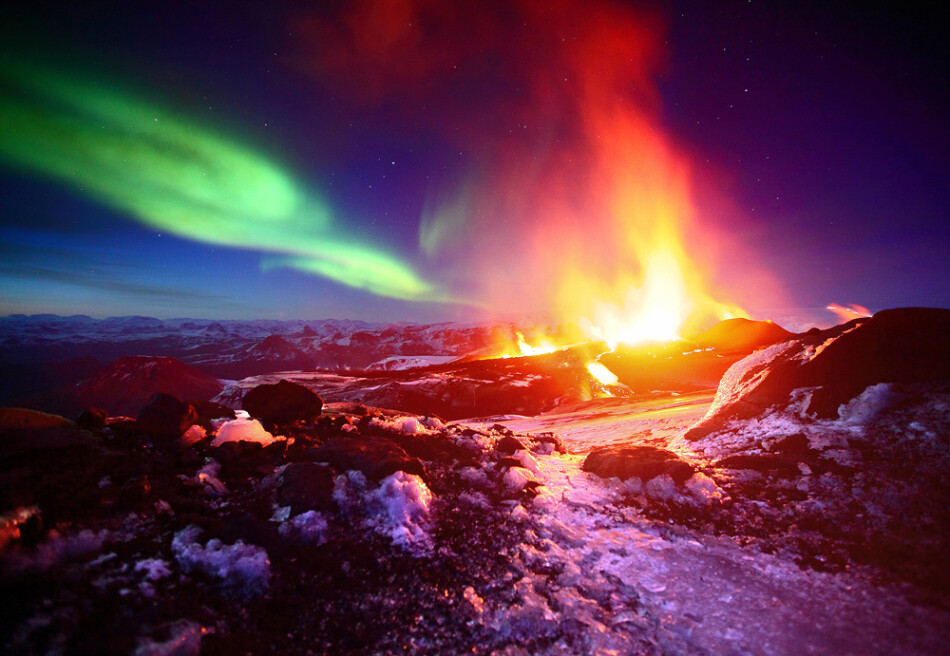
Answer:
0 63 445 302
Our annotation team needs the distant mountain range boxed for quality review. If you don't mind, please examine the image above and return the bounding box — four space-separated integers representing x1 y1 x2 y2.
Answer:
0 315 498 405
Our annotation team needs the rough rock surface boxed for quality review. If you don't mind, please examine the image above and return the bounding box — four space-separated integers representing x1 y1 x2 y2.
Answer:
583 445 694 483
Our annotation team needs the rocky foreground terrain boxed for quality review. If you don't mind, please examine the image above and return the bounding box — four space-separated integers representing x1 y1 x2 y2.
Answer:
1 308 949 654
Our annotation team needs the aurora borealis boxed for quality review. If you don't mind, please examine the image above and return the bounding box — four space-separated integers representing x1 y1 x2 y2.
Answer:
0 62 443 305
0 1 946 324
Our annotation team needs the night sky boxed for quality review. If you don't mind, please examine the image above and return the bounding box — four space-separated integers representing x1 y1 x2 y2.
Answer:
0 0 946 329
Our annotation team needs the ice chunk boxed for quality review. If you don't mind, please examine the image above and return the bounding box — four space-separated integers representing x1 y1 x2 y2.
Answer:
210 418 283 446
134 558 172 581
644 473 677 500
279 510 329 545
193 459 227 496
180 424 206 447
511 449 541 475
172 526 270 597
364 471 433 552
501 466 535 496
685 472 724 506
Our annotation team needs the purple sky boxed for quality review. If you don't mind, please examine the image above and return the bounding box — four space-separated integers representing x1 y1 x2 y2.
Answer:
0 1 945 328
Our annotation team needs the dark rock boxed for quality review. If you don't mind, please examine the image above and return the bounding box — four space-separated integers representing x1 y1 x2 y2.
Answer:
191 400 236 427
314 436 425 481
242 380 324 425
76 407 108 431
801 308 950 417
770 433 812 455
222 514 281 553
497 457 524 469
496 436 527 454
136 393 198 438
583 445 694 484
387 431 478 467
715 453 802 477
278 462 336 513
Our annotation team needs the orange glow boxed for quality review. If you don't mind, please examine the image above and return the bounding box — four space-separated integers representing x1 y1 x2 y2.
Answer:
827 303 872 323
515 331 557 356
491 329 569 359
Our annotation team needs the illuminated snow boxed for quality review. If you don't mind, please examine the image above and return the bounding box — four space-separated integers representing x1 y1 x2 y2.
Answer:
210 418 283 446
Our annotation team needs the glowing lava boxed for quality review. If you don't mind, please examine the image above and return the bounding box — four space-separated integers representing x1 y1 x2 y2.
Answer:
586 362 619 386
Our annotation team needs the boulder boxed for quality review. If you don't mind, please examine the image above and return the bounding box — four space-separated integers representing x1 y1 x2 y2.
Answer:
242 380 324 425
136 393 198 438
583 445 694 484
313 436 425 481
496 436 527 454
278 462 336 513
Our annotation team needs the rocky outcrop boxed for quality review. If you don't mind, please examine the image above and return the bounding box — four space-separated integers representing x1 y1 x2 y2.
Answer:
686 308 950 440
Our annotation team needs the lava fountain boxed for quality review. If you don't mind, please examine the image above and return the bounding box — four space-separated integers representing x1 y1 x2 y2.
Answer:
300 0 762 343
